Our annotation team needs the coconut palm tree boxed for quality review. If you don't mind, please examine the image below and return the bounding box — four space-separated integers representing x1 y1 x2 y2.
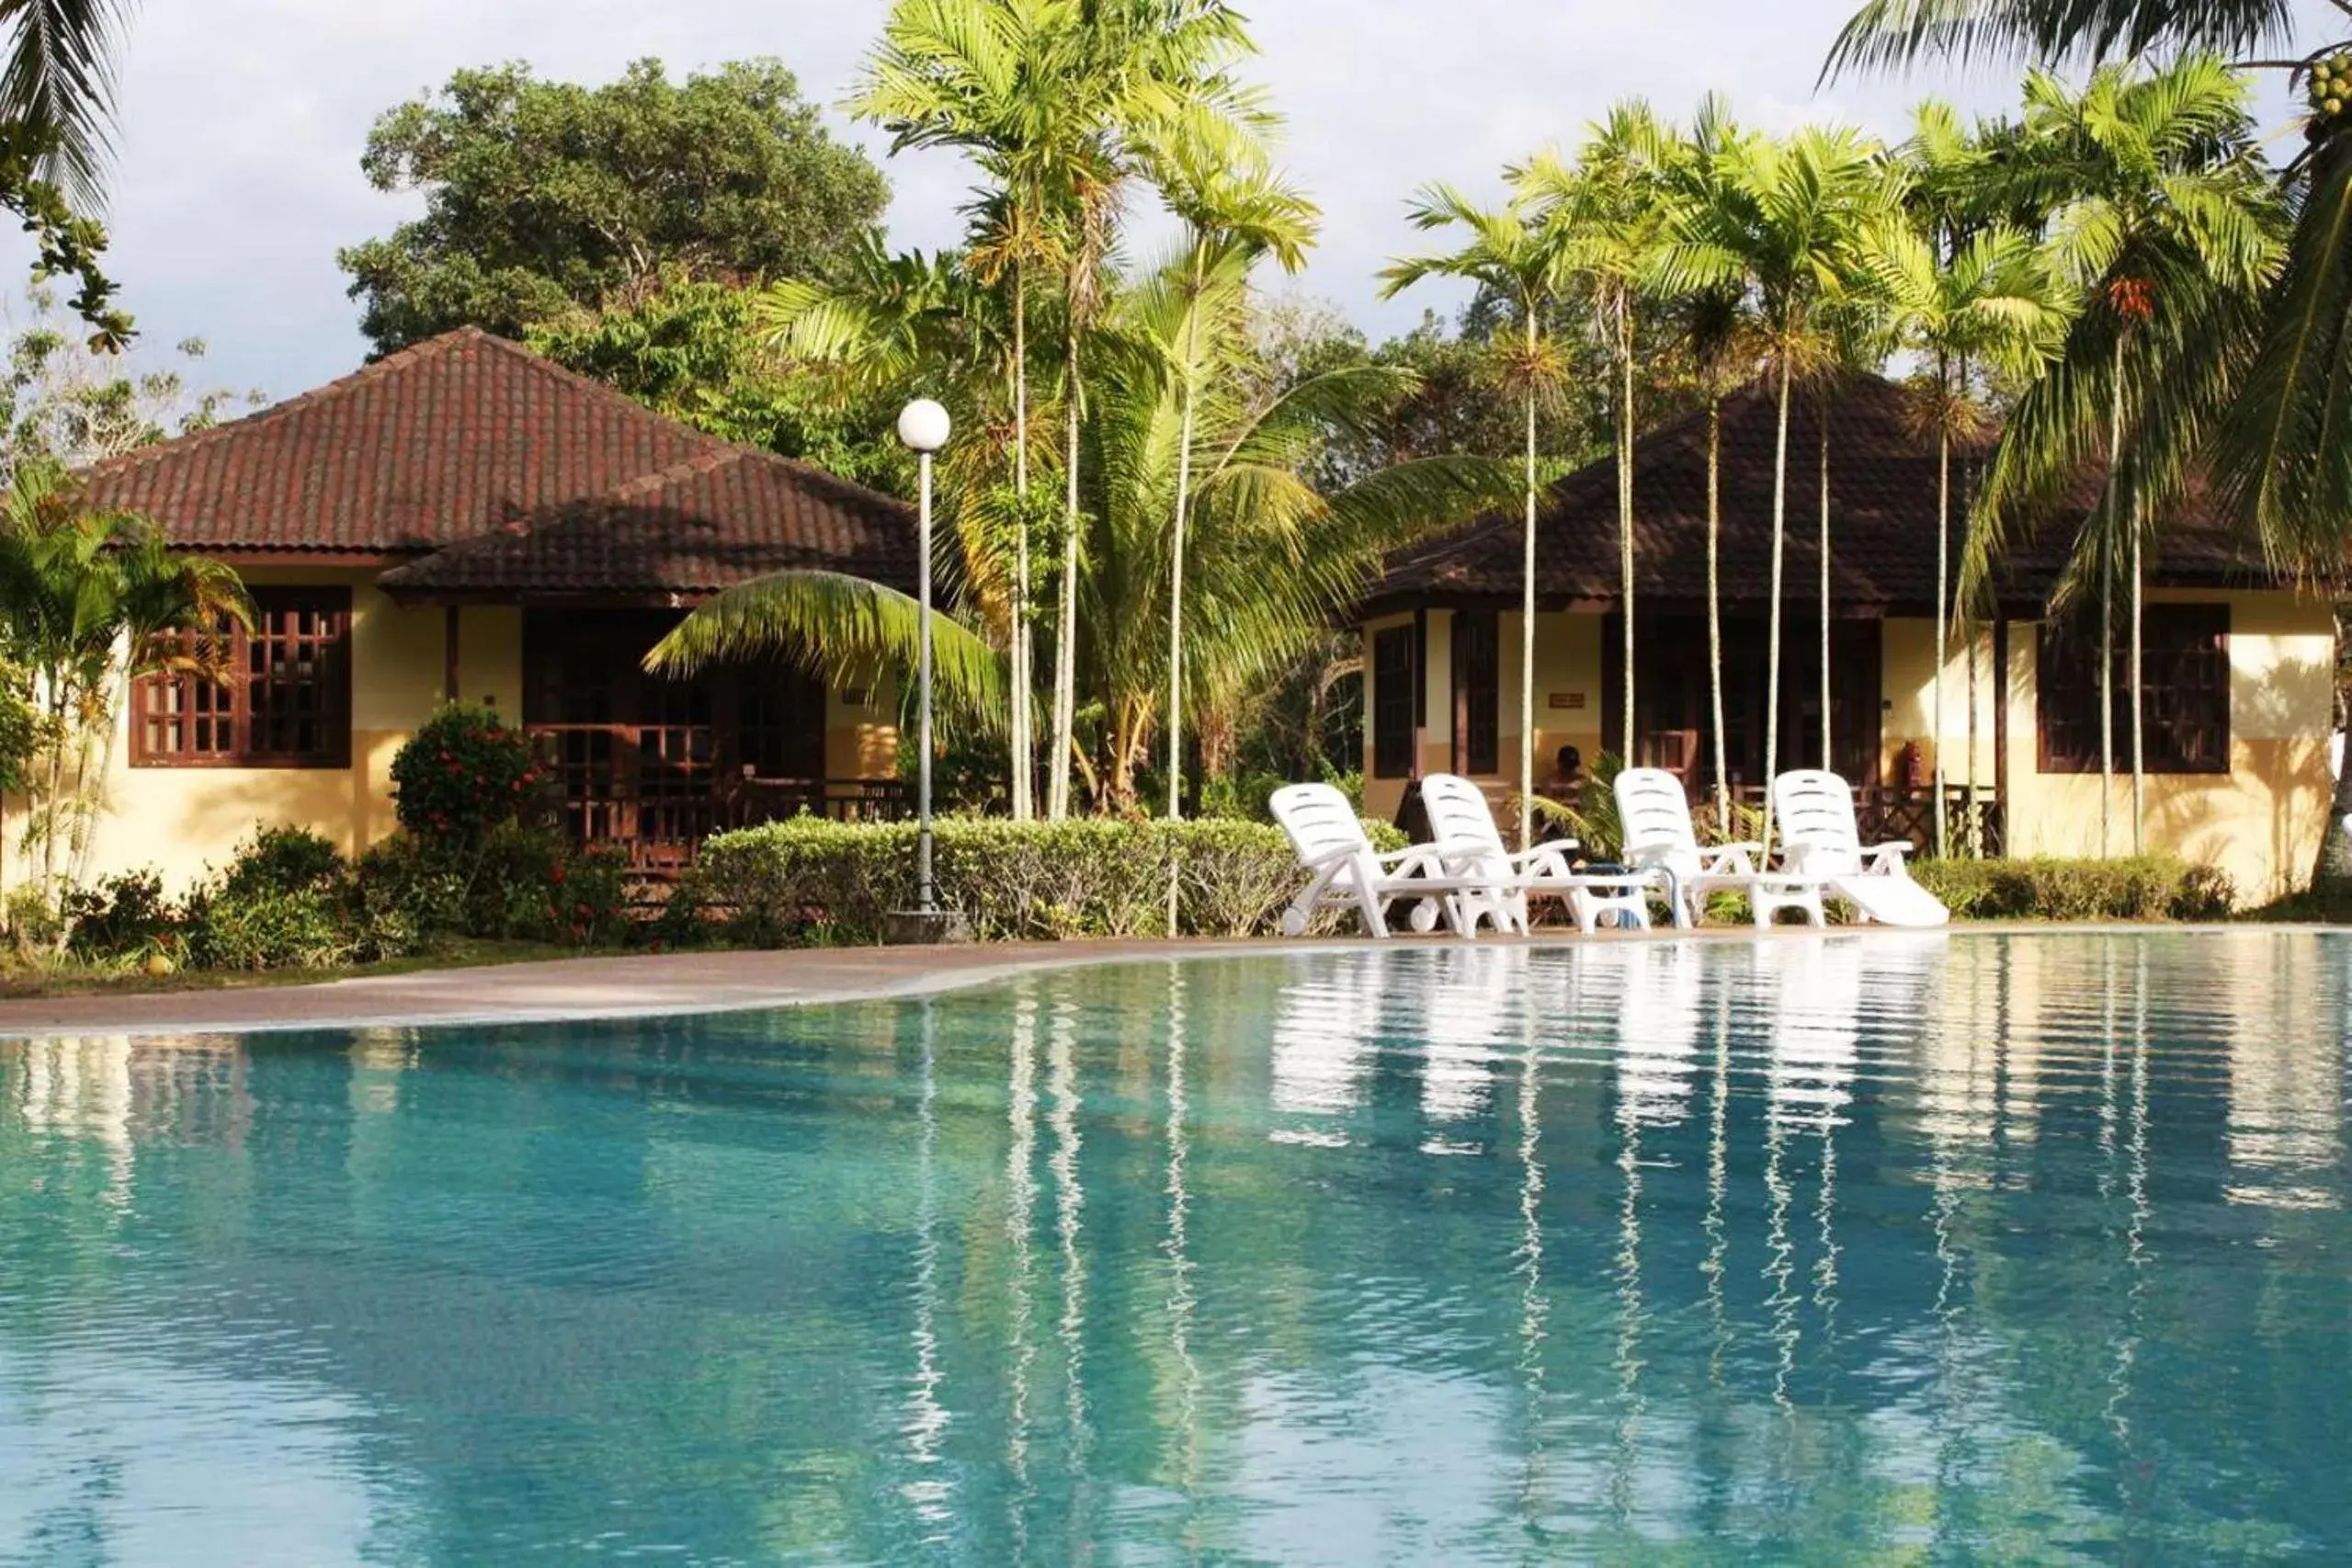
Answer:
1143 124 1318 824
1653 125 1892 851
1824 0 2352 886
1960 59 2279 856
1857 211 2067 852
1379 183 1568 849
1517 101 1677 764
0 460 249 909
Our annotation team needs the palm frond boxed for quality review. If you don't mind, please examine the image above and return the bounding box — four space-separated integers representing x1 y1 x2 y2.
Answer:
647 570 1006 733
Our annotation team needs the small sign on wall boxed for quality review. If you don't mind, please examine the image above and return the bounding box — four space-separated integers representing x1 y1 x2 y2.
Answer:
1548 692 1585 710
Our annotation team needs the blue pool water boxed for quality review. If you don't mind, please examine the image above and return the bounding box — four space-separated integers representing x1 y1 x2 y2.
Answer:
2 932 2348 1563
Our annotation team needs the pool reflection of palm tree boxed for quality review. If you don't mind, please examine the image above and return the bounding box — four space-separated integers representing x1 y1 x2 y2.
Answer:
1003 983 1042 1546
1160 962 1204 1528
900 1000 950 1534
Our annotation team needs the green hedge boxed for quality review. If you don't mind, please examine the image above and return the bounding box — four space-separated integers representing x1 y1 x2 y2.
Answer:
1910 855 2234 922
679 816 1407 946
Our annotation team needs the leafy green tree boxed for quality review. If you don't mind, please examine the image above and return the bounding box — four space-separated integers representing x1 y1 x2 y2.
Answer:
0 287 260 482
0 460 249 912
0 0 137 349
525 275 910 494
338 60 889 356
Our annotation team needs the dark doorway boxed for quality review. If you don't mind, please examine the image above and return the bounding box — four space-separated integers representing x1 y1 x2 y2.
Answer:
1605 613 1882 791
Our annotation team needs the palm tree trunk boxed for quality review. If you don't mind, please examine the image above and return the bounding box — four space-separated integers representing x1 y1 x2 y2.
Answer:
1519 318 1540 853
65 655 123 893
1706 396 1728 837
1934 423 1949 858
2098 337 2125 859
1763 355 1792 858
2313 608 2352 890
1617 298 1636 761
1011 265 1034 822
1049 332 1081 821
1817 396 1831 772
2130 484 2144 856
1166 258 1201 824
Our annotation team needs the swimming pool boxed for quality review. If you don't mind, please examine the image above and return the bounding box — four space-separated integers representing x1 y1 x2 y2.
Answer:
1 932 2346 1562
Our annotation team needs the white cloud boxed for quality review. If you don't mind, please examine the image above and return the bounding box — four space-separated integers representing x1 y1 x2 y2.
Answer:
0 0 2315 399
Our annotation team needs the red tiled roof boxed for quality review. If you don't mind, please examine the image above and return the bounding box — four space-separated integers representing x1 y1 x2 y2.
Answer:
1372 372 2276 614
78 327 776 553
375 444 920 599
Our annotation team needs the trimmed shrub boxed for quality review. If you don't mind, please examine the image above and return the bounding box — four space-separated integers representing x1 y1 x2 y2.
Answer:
680 815 1409 947
1912 855 2234 922
219 824 346 901
63 870 176 959
184 884 355 971
389 703 545 847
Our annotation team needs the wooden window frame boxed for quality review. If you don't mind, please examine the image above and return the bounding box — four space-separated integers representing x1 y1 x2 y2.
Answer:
2037 603 2230 777
1451 608 1500 777
1371 626 1415 780
132 585 354 769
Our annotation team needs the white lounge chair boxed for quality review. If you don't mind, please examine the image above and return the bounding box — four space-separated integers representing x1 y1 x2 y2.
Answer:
1418 772 1660 935
1769 769 1950 928
1614 766 1827 928
1269 782 1507 939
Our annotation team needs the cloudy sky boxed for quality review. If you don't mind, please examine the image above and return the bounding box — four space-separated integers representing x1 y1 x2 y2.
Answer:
6 0 2317 402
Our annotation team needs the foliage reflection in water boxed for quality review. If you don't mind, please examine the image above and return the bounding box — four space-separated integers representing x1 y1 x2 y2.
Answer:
2 932 2348 1562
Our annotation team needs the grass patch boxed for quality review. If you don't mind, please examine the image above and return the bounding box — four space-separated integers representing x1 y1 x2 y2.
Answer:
0 938 588 1002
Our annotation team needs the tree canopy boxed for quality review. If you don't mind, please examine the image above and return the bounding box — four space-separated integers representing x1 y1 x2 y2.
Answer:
337 59 891 356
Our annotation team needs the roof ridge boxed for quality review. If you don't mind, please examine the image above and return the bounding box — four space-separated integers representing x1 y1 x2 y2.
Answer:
74 325 735 486
75 327 494 483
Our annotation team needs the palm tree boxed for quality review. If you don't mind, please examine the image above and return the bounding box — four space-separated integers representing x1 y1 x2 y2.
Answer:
1824 0 2352 886
1961 60 2279 856
1380 183 1568 849
1518 101 1676 763
1858 210 2066 853
1071 267 1515 807
1660 98 1759 834
2 0 133 209
851 0 1072 819
0 460 248 908
1653 126 1891 851
1144 125 1317 824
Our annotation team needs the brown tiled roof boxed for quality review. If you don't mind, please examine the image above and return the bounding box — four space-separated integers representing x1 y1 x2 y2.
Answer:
72 326 921 600
375 445 920 600
1371 371 2275 615
79 327 753 553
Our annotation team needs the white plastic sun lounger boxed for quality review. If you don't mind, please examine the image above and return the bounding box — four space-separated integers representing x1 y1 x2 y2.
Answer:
1269 782 1509 939
1418 773 1665 935
1768 769 1950 929
1614 767 1827 928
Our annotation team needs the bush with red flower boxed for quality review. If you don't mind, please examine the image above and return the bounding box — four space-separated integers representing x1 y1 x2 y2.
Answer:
390 703 546 848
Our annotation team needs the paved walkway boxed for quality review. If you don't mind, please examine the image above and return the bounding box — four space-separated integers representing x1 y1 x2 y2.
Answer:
0 938 1331 1040
0 923 2299 1041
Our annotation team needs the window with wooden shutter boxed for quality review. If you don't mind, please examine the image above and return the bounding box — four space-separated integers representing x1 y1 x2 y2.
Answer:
1371 626 1415 779
133 586 353 768
1452 608 1500 776
2037 603 2229 776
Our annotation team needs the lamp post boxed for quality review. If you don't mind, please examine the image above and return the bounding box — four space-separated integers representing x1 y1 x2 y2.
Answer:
897 397 951 921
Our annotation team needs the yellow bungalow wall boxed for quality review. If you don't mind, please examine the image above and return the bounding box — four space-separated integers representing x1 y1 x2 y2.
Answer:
0 569 903 897
1364 589 2335 904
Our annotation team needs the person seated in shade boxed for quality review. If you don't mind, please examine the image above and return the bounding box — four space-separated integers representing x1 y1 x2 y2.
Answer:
1536 744 1583 847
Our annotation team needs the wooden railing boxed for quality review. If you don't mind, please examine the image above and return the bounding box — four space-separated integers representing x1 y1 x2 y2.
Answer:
527 723 910 874
1712 783 2005 858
